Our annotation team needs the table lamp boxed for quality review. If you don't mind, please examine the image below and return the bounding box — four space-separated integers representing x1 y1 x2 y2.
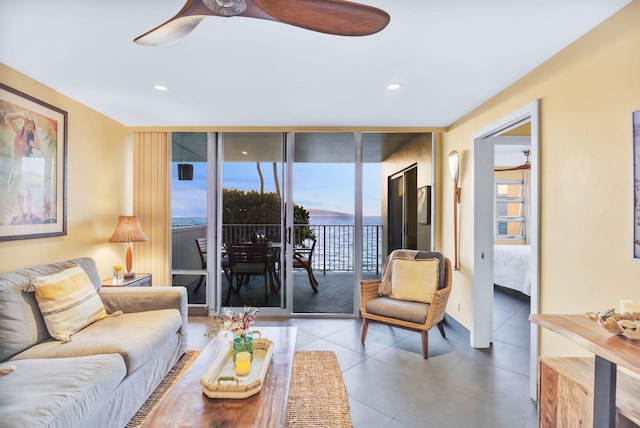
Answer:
109 215 148 278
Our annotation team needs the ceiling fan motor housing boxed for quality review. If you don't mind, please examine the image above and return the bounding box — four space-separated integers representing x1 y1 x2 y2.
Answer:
203 0 247 16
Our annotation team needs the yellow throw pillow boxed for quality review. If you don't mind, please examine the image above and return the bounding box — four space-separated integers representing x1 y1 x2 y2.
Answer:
28 266 108 342
390 258 440 303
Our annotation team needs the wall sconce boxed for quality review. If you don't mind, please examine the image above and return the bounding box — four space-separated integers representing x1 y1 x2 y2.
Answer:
108 215 149 277
448 150 461 270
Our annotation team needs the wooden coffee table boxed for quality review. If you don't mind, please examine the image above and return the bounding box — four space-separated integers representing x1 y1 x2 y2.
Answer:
141 326 297 427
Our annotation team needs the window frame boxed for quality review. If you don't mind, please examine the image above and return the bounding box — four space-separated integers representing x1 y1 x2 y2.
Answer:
494 179 526 239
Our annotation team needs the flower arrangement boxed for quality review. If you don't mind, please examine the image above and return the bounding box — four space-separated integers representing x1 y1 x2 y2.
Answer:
206 306 258 339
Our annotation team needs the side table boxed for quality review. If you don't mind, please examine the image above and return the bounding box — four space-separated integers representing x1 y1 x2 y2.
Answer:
102 273 152 288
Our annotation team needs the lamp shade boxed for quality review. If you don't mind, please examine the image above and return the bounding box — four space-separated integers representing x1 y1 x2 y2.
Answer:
109 216 148 275
108 216 148 243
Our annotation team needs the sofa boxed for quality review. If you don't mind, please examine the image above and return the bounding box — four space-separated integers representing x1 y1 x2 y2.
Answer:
0 257 188 428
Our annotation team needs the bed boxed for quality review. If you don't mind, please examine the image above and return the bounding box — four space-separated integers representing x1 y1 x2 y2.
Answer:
494 244 531 296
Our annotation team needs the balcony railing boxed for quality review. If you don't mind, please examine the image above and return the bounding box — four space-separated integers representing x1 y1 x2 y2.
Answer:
222 223 382 274
174 223 383 274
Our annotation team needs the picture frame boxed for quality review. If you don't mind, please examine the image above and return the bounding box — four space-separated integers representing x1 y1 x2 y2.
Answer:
417 185 431 225
634 109 640 258
0 83 67 241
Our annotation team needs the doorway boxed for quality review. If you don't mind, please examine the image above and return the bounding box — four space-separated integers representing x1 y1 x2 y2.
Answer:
472 100 540 399
388 165 418 252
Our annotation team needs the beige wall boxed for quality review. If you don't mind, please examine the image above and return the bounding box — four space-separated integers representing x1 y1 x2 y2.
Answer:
441 1 640 356
0 64 131 279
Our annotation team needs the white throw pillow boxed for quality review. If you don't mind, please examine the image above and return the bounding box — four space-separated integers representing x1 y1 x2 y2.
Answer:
390 258 440 303
28 265 108 342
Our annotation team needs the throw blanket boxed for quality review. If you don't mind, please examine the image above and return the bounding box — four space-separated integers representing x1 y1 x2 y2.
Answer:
378 249 422 296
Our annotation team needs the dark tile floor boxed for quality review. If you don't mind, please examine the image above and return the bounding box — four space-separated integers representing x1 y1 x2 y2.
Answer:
187 286 536 428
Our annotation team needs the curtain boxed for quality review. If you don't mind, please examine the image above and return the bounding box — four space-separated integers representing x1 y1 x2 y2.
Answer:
133 132 172 286
523 169 531 245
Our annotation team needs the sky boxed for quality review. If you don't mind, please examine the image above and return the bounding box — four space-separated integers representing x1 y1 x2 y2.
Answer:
171 162 382 218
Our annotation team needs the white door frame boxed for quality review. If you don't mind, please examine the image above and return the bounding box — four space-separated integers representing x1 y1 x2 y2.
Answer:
471 100 540 400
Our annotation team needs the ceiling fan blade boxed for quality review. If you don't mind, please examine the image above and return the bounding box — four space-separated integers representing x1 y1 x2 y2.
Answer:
134 0 276 46
494 165 531 172
254 0 390 36
134 16 205 46
134 0 212 46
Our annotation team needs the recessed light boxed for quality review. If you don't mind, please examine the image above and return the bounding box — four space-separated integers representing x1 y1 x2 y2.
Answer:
241 150 248 155
154 84 168 91
387 83 400 90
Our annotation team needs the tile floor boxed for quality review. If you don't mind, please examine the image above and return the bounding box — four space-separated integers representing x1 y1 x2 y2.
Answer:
187 286 537 428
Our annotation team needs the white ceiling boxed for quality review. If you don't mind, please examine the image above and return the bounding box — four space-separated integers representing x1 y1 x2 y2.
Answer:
0 0 631 128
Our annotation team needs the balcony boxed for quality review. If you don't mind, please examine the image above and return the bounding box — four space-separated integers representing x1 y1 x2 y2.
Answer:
172 223 383 313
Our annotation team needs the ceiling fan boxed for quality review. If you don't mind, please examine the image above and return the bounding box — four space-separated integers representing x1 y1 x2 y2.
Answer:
495 150 531 172
134 0 391 46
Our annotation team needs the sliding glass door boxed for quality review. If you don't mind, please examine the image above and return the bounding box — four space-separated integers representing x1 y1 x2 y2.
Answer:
170 132 209 307
290 132 356 314
170 131 434 316
219 133 285 311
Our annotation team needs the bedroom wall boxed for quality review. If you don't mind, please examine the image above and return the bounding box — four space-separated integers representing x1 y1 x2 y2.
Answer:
440 1 640 356
0 64 132 279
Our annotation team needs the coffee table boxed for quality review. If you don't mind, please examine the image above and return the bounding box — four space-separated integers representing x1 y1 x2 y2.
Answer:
141 326 297 427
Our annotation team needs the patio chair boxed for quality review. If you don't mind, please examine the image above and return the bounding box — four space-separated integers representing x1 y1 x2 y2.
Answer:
293 238 318 293
360 250 452 359
194 237 230 293
193 237 207 293
225 242 273 305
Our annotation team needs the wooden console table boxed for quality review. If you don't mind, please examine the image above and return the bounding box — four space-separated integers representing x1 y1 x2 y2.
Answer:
530 314 640 428
141 326 297 427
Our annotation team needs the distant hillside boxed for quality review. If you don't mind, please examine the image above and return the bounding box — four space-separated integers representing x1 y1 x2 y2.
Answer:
307 208 352 217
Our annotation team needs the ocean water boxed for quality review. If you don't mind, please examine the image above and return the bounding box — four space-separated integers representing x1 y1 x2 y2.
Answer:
172 215 382 227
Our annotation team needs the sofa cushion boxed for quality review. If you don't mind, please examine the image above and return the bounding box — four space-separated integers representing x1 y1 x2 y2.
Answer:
28 265 108 342
10 309 182 375
0 354 126 428
390 257 439 303
366 296 429 325
0 257 101 361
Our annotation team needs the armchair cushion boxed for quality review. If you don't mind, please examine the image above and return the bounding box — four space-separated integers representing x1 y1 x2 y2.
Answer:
365 297 429 324
379 250 447 296
390 258 440 303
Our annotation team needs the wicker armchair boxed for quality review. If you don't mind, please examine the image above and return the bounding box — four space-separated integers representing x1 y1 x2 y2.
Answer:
360 251 453 359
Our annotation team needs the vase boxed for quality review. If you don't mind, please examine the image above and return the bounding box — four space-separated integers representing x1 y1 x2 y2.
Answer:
232 334 253 362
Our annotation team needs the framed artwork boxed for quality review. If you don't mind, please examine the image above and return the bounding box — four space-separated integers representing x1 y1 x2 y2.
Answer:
0 83 67 241
417 185 431 225
634 109 640 258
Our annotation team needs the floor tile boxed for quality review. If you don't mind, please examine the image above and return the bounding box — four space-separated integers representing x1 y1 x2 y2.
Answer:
186 286 536 427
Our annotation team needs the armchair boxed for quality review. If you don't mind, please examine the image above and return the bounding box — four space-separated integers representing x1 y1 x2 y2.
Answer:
360 250 452 359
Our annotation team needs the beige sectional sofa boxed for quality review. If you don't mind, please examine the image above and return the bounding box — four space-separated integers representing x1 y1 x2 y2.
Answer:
0 257 188 428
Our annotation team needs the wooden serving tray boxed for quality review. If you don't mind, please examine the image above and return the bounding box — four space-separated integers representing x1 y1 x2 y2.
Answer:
200 337 274 399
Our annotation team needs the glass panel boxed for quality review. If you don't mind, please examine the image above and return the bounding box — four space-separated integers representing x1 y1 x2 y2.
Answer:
496 220 524 237
171 132 208 306
496 183 523 198
292 132 354 314
221 133 283 309
507 221 523 235
496 201 523 217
